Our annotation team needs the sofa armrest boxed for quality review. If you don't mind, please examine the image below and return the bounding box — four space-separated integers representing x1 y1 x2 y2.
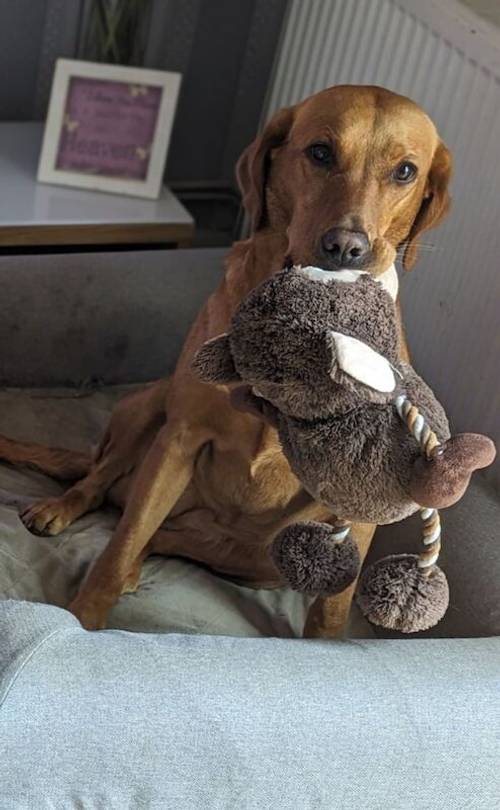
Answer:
1 600 499 809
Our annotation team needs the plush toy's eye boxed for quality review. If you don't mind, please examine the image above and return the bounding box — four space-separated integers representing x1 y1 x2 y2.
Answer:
392 161 418 184
306 143 333 167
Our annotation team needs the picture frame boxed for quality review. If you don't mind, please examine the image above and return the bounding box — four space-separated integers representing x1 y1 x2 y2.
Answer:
37 59 181 199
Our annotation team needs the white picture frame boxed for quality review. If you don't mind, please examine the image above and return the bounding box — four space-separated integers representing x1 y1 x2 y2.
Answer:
37 59 181 199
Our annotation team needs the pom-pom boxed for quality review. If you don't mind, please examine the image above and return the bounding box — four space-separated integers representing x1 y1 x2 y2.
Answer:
357 554 449 633
271 521 360 596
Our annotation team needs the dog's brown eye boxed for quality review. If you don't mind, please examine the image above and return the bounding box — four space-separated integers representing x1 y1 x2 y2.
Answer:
393 161 417 183
307 143 333 167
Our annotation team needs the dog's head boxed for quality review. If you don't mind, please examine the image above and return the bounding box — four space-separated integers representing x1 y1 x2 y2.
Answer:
237 85 451 274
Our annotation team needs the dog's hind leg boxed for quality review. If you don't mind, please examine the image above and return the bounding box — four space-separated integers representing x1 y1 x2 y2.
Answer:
0 434 91 480
0 433 96 535
4 380 170 537
19 450 126 536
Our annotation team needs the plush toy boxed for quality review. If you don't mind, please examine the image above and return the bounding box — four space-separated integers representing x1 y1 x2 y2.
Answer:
192 267 496 633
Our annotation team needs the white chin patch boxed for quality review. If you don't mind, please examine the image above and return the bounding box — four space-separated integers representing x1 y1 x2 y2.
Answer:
294 264 399 301
330 330 396 393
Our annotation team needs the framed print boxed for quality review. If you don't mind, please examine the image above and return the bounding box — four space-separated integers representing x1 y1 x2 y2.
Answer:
37 59 181 199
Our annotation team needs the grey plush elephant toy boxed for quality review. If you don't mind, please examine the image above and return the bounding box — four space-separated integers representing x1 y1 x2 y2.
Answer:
192 266 495 633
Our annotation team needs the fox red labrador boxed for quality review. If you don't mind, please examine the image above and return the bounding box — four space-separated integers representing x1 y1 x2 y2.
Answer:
0 86 451 631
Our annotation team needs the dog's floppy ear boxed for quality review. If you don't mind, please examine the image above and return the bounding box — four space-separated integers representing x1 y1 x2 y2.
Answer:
403 141 452 270
236 105 295 232
192 334 241 384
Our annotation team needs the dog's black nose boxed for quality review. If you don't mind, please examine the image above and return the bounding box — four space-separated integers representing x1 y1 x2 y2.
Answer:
321 228 370 269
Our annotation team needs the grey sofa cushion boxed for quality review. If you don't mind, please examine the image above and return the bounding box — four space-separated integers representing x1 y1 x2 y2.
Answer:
1 600 500 809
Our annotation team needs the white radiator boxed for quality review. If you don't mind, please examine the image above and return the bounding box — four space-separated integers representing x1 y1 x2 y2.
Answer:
265 0 500 488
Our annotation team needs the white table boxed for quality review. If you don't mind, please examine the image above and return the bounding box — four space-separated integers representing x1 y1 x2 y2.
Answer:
0 123 194 248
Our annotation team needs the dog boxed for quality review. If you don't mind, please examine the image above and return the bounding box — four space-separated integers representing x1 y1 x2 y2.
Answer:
0 86 451 632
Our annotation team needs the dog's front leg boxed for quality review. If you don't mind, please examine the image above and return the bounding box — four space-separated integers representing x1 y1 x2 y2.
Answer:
68 420 210 630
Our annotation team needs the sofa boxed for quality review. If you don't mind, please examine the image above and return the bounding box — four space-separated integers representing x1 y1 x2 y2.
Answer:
1 599 499 808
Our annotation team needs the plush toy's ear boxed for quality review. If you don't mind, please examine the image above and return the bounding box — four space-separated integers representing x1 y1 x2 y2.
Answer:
192 334 241 384
402 141 452 270
326 330 396 393
236 105 295 232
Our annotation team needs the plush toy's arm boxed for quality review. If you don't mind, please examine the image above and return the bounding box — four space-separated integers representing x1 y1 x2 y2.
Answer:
229 385 281 428
192 333 241 384
194 336 281 428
